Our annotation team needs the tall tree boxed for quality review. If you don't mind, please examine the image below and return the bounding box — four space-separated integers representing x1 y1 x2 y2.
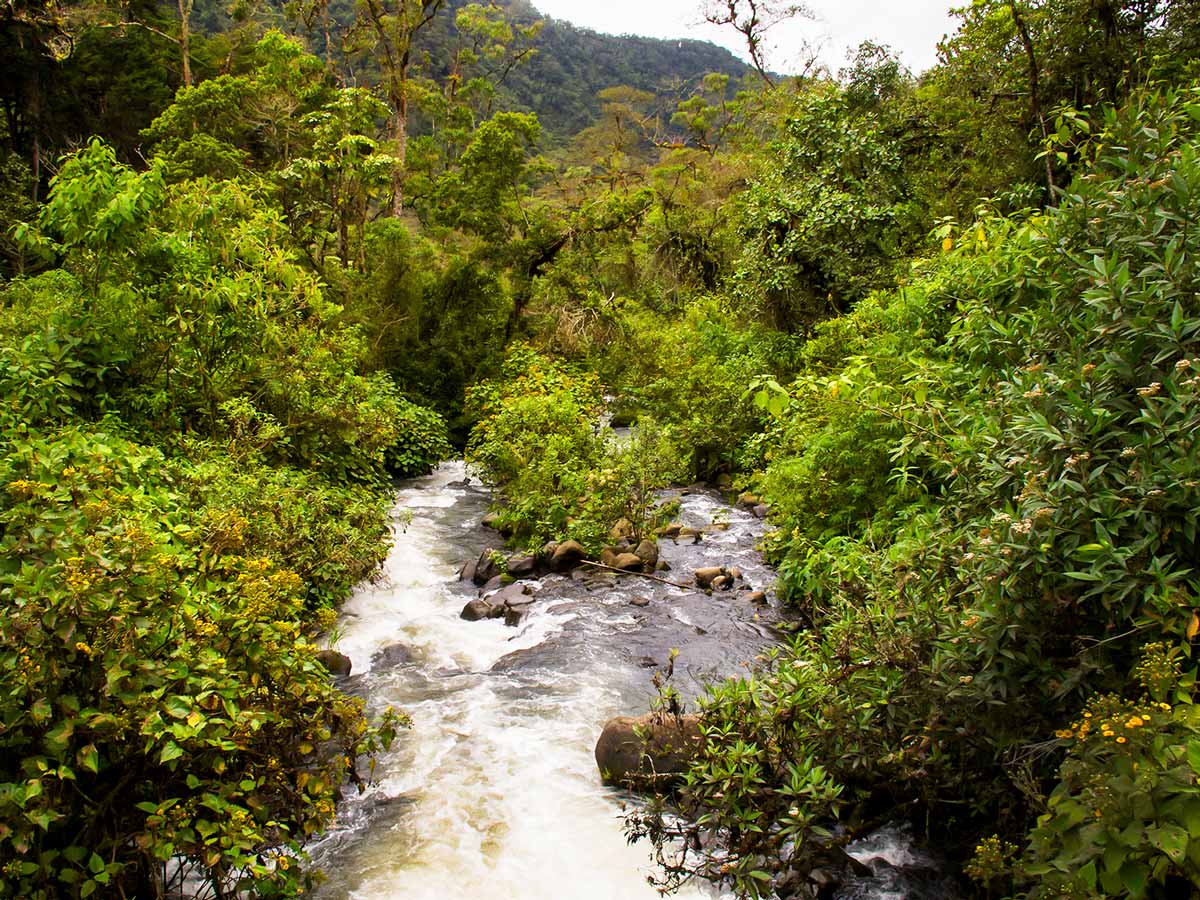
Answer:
350 0 445 215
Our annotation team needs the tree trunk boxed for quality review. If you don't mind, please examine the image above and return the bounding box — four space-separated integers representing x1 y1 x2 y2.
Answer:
389 87 408 216
1008 0 1054 199
177 0 193 86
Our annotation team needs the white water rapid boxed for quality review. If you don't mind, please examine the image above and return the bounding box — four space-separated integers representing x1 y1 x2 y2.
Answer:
308 462 733 900
307 462 957 900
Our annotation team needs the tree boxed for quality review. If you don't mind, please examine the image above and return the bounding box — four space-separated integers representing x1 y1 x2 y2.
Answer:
348 0 446 216
701 0 812 87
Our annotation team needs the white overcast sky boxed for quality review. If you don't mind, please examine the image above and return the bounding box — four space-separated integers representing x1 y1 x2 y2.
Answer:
530 0 960 76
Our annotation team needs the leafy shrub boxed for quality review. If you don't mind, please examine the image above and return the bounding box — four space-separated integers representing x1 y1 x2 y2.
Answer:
0 428 401 899
632 84 1200 898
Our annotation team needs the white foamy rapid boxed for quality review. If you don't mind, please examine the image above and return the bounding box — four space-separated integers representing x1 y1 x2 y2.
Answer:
308 463 715 900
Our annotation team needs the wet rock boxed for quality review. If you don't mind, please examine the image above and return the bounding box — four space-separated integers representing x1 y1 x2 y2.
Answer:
693 566 725 589
728 566 743 581
504 603 533 627
614 552 645 572
638 655 658 668
473 549 502 585
371 643 415 669
736 492 761 509
478 574 504 594
540 540 559 559
316 650 352 678
458 557 477 583
633 538 659 568
490 583 533 610
460 599 495 622
600 547 620 568
550 540 586 572
753 504 770 519
711 574 732 591
678 527 703 543
506 554 537 578
658 523 682 539
749 590 768 605
595 713 703 789
630 596 651 608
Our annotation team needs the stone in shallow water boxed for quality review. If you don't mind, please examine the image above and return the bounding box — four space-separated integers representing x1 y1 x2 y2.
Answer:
594 713 703 788
371 642 416 670
460 599 494 622
316 650 351 678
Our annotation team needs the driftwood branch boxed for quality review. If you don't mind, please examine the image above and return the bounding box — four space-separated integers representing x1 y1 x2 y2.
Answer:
578 560 692 590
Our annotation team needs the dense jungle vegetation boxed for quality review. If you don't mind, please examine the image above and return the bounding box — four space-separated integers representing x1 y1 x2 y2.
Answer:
3 0 1200 896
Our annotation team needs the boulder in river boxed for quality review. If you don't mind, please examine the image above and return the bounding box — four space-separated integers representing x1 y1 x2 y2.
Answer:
473 549 503 585
371 642 415 670
460 599 495 622
609 518 635 542
316 650 352 678
504 603 533 627
630 596 651 608
600 547 619 568
753 504 770 520
550 540 586 572
595 713 703 789
478 574 504 594
506 554 537 578
693 566 725 589
613 552 645 572
633 538 658 568
679 527 703 543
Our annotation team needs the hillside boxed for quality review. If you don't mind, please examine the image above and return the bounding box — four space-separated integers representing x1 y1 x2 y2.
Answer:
490 7 751 137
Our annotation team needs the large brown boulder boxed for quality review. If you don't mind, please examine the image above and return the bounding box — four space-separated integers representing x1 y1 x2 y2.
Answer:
460 599 495 622
633 538 659 568
550 539 586 572
472 549 502 586
595 713 703 789
613 552 645 572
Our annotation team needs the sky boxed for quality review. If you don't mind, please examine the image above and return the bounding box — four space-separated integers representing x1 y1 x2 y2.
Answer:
528 0 960 76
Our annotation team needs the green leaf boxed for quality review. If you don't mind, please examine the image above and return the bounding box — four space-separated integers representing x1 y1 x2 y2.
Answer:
1120 859 1148 897
78 744 99 774
159 742 184 764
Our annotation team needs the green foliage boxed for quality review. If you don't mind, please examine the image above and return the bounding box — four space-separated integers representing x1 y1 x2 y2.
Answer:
1023 645 1200 898
0 427 402 899
634 83 1200 898
731 83 922 332
385 399 454 478
465 345 606 547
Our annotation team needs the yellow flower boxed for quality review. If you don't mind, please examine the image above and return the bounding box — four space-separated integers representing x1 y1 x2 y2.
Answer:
1054 729 1073 739
1116 736 1127 744
1126 717 1144 728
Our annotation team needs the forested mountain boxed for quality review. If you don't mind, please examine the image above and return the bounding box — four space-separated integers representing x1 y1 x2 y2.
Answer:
460 5 752 137
3 0 1200 898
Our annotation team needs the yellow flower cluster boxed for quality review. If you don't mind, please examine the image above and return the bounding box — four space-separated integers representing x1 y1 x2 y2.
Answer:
8 479 53 496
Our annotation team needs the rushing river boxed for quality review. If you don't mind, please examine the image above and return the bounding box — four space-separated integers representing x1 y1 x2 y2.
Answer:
307 462 958 900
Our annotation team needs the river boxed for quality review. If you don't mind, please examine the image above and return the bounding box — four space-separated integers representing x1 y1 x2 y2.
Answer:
306 461 957 900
